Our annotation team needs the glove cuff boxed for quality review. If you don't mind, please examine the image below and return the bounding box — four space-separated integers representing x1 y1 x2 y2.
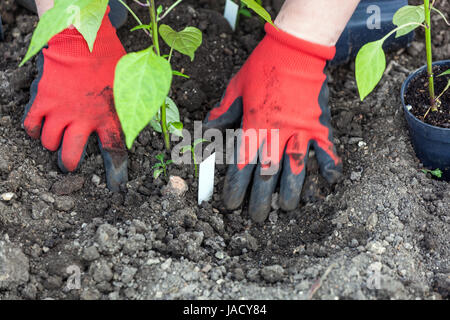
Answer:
264 23 336 62
46 6 125 58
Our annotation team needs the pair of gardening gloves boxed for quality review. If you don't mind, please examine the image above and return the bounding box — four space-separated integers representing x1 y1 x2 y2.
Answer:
24 9 342 222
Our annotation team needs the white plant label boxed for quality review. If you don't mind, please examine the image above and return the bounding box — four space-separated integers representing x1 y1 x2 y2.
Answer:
224 0 239 31
198 152 216 205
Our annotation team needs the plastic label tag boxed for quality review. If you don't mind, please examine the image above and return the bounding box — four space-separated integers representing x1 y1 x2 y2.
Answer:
224 0 239 31
198 152 216 205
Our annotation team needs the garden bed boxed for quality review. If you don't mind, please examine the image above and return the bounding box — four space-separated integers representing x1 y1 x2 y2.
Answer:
0 0 448 300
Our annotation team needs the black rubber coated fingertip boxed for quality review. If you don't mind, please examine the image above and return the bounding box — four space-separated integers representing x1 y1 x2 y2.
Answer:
248 165 280 223
313 141 343 185
321 162 343 184
222 163 254 210
101 148 128 192
248 200 272 224
279 156 306 212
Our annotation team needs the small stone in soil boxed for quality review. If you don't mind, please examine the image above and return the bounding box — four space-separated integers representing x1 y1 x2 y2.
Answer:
1 192 14 201
162 176 188 197
261 265 285 283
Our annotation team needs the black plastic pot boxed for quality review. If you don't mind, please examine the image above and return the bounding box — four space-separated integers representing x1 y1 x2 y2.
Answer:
401 60 450 180
0 14 3 41
331 0 413 66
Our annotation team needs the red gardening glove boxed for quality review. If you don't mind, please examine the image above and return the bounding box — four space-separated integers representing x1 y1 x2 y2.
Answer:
23 7 128 191
204 23 342 223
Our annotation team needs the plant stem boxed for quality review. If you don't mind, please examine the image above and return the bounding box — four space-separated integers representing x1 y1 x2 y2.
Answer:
117 0 151 37
158 0 183 21
161 100 171 150
149 0 170 149
149 0 160 56
193 153 198 178
424 0 436 108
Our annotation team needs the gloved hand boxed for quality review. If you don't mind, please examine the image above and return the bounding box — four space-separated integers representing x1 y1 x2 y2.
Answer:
204 23 342 223
23 7 128 191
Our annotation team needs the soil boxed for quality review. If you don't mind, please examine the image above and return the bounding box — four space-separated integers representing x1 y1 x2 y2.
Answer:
0 0 449 300
405 64 450 128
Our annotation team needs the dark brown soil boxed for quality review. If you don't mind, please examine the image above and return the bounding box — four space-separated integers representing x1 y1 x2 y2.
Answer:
405 64 450 128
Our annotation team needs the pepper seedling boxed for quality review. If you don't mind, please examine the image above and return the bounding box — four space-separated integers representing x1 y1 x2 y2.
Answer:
114 0 202 151
355 0 450 116
422 168 443 178
20 0 202 153
180 138 208 178
152 152 173 179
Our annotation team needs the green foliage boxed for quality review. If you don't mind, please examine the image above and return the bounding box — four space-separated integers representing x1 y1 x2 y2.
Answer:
114 48 173 149
438 69 450 77
355 1 446 107
241 0 274 26
149 97 184 137
153 153 173 179
239 0 262 18
181 138 208 178
173 70 190 78
392 5 424 37
114 0 203 150
355 40 386 101
130 24 152 32
159 25 203 61
422 168 443 178
21 0 108 66
22 0 202 151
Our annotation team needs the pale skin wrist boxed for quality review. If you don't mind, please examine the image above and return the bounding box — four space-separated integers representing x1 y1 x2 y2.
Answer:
274 0 361 47
35 0 75 29
35 0 54 17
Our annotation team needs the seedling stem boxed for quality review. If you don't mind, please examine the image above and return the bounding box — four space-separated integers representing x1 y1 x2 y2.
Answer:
424 0 436 109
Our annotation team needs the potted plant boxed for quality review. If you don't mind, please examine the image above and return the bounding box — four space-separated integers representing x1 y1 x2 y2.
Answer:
355 0 449 179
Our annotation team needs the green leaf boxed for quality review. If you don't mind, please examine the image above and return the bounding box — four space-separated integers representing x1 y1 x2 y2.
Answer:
157 5 163 17
168 121 184 137
166 160 173 165
131 24 152 32
355 40 386 101
152 163 163 169
73 0 109 51
239 8 252 18
21 0 108 65
241 0 274 26
422 168 443 178
180 146 192 154
438 69 450 77
114 48 172 149
392 5 424 38
159 24 202 61
437 79 450 101
149 97 181 133
153 168 164 179
193 138 207 147
173 70 190 79
156 153 165 162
